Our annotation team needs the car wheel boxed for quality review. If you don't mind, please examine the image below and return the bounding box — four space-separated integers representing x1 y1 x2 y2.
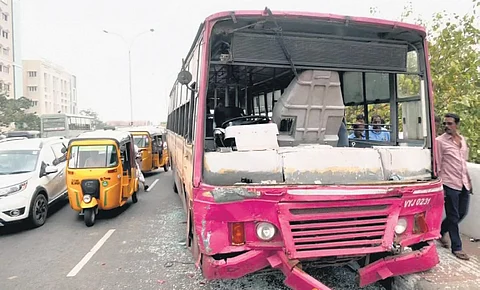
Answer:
30 193 48 228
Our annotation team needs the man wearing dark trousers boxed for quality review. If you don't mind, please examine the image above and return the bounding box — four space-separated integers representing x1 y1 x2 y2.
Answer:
436 113 472 260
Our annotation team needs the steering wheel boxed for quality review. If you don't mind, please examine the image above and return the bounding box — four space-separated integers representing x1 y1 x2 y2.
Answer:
221 115 270 128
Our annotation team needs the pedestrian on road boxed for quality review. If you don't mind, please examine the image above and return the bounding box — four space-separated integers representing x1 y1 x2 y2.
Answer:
134 144 149 191
436 113 472 260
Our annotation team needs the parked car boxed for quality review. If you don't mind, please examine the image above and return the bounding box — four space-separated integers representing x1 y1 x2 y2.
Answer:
0 137 69 228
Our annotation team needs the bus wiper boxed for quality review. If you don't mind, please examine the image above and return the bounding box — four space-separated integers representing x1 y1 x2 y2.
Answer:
264 7 299 79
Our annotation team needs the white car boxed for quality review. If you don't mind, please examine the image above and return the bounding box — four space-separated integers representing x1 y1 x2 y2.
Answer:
0 137 69 228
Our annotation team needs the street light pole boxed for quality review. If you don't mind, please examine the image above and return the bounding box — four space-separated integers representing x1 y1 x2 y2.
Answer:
103 29 155 126
128 49 133 126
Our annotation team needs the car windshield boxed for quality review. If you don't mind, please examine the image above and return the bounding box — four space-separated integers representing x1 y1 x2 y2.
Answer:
0 150 40 175
68 145 118 168
133 135 148 148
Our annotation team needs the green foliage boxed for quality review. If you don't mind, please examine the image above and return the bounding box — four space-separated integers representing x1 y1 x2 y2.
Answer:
0 94 40 130
369 0 480 163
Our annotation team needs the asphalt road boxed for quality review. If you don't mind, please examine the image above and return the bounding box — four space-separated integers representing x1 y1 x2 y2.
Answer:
0 170 386 290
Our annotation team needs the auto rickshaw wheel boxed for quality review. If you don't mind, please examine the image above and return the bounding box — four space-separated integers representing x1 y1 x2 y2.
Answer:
84 208 95 227
132 192 138 203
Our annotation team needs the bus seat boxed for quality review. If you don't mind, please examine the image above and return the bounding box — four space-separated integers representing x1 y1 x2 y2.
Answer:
213 105 245 129
271 70 345 147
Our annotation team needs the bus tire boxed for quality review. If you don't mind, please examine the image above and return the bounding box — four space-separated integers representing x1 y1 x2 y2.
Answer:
189 213 202 270
172 169 178 194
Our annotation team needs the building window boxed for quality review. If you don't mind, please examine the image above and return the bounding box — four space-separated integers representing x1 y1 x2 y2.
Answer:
3 65 9 73
2 13 7 21
2 48 8 55
32 101 38 106
28 71 37 77
28 86 37 92
2 31 8 39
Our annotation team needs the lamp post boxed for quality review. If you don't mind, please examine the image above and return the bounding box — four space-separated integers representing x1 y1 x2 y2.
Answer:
103 28 155 126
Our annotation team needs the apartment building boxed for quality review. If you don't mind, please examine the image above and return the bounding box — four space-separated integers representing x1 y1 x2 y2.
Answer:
23 59 78 115
0 0 14 98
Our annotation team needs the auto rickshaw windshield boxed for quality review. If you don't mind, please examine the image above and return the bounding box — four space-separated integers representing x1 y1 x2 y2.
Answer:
133 135 149 148
68 145 118 169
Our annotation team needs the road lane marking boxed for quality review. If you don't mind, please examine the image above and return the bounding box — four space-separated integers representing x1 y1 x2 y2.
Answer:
66 229 116 277
146 179 159 192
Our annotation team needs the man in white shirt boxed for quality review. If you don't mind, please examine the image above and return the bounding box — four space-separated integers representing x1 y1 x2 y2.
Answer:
134 144 149 191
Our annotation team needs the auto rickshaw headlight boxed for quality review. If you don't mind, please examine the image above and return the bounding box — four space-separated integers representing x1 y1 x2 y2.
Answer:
83 194 92 203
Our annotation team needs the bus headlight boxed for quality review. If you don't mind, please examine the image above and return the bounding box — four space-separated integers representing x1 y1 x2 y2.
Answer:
394 218 408 235
83 194 92 203
256 222 276 241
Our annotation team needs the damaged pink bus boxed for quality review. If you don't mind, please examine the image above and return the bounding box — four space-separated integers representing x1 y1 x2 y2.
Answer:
166 8 443 290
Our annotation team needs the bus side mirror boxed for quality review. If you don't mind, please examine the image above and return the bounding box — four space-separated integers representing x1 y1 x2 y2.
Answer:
61 147 67 154
177 70 192 85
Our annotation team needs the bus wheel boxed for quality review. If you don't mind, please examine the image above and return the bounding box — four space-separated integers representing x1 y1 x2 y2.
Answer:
172 170 178 193
189 215 201 268
132 192 138 203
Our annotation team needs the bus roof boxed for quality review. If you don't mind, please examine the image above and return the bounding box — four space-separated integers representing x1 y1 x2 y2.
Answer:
171 9 427 96
117 126 164 135
71 130 132 144
204 10 426 34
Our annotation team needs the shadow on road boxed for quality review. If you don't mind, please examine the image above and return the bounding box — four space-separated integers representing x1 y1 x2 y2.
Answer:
0 196 69 236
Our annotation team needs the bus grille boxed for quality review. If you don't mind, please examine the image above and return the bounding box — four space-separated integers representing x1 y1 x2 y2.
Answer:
278 198 401 259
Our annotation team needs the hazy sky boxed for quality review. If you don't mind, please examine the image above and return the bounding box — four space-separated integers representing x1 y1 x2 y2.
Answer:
19 0 473 122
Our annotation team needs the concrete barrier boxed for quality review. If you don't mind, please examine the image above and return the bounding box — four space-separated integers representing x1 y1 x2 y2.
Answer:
459 162 480 238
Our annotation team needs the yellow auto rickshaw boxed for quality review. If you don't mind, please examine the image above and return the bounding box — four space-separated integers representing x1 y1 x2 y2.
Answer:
118 126 170 173
63 130 139 227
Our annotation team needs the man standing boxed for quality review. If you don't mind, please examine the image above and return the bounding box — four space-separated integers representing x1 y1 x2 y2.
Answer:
436 113 472 260
134 144 149 191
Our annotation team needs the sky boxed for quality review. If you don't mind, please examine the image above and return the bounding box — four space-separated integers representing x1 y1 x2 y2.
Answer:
18 0 474 123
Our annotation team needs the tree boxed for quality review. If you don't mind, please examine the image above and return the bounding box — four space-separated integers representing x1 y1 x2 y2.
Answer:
80 108 106 130
0 94 40 130
369 0 480 163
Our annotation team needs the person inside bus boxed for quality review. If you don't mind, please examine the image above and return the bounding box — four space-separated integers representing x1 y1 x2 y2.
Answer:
368 114 390 141
348 121 366 139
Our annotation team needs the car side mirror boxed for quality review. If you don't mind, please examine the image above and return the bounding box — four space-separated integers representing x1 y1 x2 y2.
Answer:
44 165 58 175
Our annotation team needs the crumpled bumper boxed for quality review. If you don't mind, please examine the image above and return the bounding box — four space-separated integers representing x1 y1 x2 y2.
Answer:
358 241 439 287
201 241 439 290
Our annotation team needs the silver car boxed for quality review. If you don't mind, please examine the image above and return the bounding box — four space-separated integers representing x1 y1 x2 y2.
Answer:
0 137 69 227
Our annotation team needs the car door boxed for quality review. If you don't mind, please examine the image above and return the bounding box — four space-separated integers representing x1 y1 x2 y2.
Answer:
50 141 68 198
39 145 62 200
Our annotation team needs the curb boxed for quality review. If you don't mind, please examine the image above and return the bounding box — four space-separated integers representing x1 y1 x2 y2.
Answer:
393 241 480 290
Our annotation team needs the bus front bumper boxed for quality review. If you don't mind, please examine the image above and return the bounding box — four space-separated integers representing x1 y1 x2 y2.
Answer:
201 241 438 289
